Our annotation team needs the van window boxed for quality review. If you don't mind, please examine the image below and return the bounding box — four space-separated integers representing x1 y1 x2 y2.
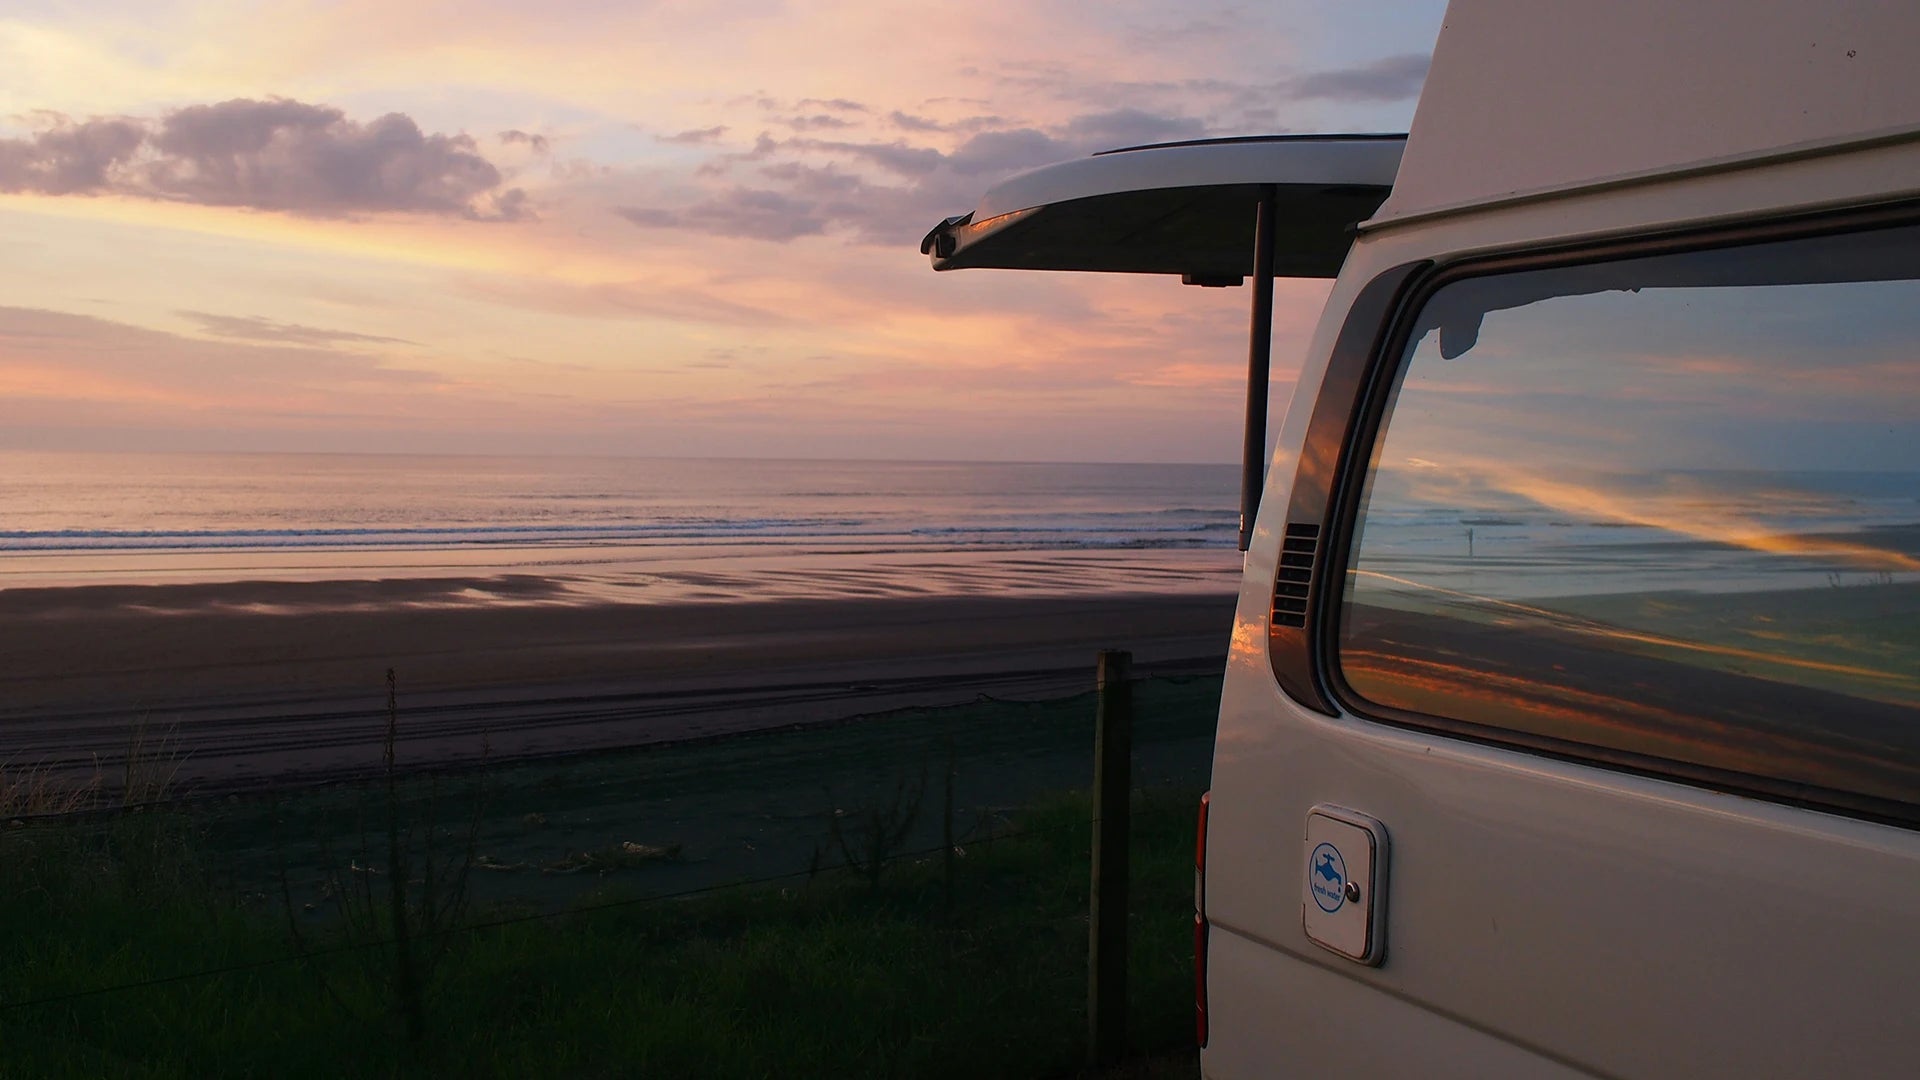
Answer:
1337 221 1920 819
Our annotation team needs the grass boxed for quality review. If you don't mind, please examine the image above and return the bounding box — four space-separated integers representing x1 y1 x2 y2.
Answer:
0 781 1204 1078
177 672 1219 921
1 716 182 821
0 758 99 819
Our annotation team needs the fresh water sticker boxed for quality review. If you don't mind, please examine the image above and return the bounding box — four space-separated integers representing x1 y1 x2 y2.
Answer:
1309 841 1346 914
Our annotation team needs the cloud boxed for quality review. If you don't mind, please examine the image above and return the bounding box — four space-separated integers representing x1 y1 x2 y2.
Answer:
966 43 1431 130
985 64 1248 113
615 168 877 242
1059 107 1208 150
499 129 550 153
782 138 943 177
888 110 946 132
179 311 418 347
785 114 855 131
147 99 527 219
943 128 1074 175
0 305 443 412
609 102 1214 247
0 115 146 195
453 273 801 329
795 98 867 113
615 186 826 241
0 99 529 220
1287 53 1430 102
0 304 664 453
659 125 729 145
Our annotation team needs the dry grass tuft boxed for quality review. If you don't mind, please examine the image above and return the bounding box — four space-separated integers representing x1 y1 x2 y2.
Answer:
0 715 184 822
0 758 102 820
120 716 185 807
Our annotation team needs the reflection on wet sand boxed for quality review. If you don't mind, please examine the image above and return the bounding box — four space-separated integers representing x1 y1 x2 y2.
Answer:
1349 570 1920 702
1341 599 1920 812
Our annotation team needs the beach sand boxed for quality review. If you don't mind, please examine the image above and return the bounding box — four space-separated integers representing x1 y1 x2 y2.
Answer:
0 573 1237 792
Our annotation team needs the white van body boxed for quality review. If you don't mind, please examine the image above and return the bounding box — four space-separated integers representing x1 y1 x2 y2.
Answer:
927 2 1920 1076
1206 4 1920 1077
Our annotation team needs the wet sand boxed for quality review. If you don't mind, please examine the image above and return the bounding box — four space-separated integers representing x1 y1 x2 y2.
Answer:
1344 585 1920 817
0 574 1236 792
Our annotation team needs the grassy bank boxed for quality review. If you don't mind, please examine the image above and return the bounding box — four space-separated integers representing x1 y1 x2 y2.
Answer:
0 690 1212 1078
173 672 1221 917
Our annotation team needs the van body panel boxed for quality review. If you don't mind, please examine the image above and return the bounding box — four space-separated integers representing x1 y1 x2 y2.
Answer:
1208 668 1920 1077
1363 133 1920 246
1208 134 1920 1076
1204 925 1594 1079
1378 0 1919 225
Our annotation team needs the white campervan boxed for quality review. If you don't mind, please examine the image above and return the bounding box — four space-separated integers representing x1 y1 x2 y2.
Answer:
925 2 1920 1076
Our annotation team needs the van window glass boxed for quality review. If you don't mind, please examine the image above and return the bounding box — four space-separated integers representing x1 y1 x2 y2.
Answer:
1339 223 1920 815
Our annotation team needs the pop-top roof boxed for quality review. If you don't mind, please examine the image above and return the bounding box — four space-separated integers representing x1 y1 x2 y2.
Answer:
1377 0 1920 227
920 134 1405 282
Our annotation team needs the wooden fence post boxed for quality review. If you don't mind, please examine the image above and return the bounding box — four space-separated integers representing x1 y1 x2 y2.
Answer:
1088 649 1133 1067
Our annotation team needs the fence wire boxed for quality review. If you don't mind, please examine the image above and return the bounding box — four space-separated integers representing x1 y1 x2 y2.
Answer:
0 797 1199 1015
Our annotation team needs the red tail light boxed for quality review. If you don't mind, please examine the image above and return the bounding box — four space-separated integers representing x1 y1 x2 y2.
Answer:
1195 790 1211 1049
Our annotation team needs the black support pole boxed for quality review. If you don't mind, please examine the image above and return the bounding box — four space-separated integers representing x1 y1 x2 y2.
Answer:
1239 185 1279 552
1088 649 1133 1068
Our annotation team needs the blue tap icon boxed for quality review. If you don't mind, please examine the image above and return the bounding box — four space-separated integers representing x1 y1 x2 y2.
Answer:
1314 851 1343 884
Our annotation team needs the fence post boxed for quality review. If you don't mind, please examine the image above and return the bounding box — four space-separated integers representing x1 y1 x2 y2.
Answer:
1088 649 1133 1068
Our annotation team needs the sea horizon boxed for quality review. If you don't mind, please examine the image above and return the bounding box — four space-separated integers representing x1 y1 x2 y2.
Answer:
0 451 1247 604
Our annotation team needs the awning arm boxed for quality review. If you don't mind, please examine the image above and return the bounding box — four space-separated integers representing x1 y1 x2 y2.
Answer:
1239 185 1278 552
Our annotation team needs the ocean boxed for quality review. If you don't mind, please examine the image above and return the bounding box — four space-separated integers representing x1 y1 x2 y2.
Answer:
0 452 1246 603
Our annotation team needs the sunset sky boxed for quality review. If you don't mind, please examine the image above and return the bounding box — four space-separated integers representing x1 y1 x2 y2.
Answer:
1 1 1446 463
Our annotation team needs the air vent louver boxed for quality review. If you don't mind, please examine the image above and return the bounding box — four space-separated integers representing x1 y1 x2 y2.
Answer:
1272 522 1319 628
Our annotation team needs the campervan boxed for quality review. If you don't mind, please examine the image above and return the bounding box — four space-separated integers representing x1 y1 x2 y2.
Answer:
923 1 1920 1075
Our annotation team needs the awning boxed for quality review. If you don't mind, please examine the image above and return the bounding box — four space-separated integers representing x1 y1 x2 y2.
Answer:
921 135 1405 283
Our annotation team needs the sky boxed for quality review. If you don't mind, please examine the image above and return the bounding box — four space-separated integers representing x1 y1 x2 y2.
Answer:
0 0 1447 463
